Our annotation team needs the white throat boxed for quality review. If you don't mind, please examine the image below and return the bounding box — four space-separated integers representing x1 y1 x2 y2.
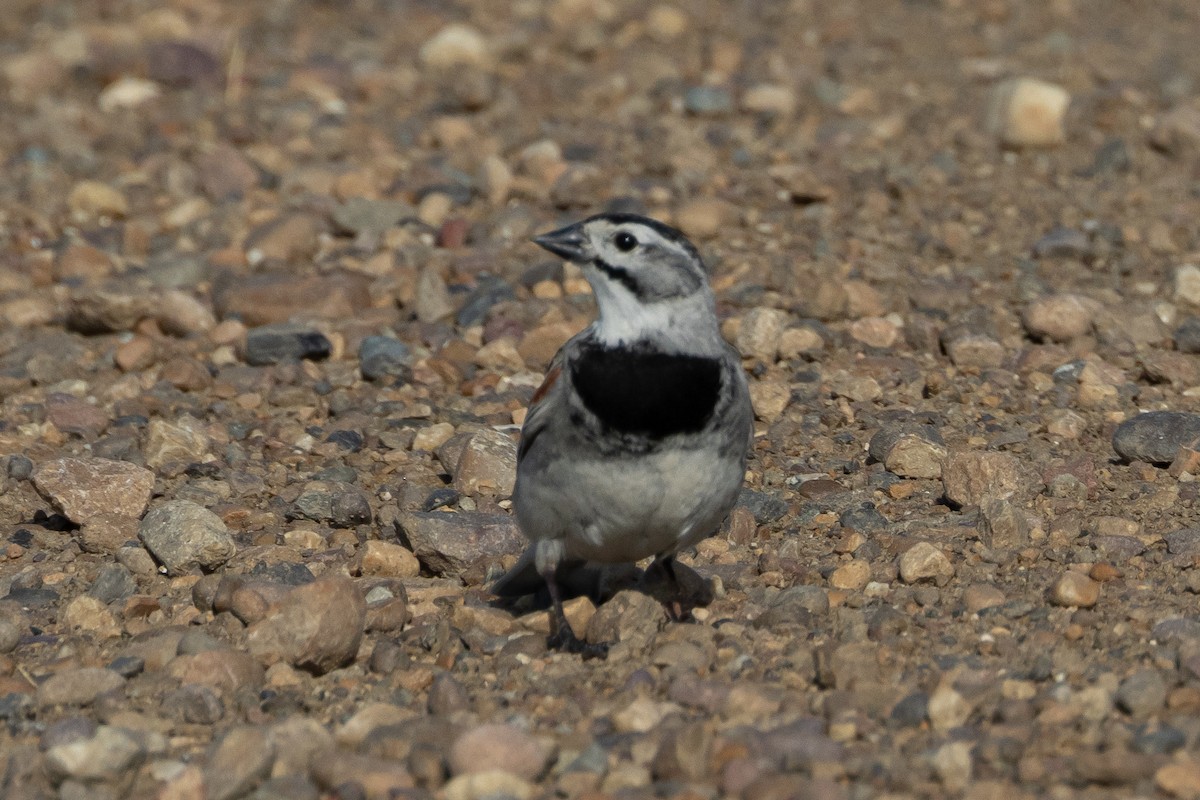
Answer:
590 279 723 354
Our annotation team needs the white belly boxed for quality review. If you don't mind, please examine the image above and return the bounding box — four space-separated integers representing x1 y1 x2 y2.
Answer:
515 446 743 563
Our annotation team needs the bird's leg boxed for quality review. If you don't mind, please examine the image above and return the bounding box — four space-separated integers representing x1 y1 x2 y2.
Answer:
647 553 692 622
537 540 607 659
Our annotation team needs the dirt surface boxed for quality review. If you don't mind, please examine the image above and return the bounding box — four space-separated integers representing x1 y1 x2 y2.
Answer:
4 1 1200 798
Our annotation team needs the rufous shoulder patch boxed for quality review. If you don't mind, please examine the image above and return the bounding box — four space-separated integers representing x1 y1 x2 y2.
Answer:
530 364 561 405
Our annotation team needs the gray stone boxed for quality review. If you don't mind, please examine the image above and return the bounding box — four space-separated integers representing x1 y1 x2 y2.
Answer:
585 589 664 651
169 685 224 725
763 719 844 771
139 500 236 575
979 498 1030 549
1166 529 1200 557
456 276 515 328
244 325 332 366
332 197 413 236
396 512 524 578
1032 227 1093 260
359 336 412 382
291 481 373 528
1113 411 1200 464
88 563 138 604
251 775 321 800
684 86 733 115
735 490 789 524
754 585 830 630
0 618 21 654
1116 668 1168 718
1173 317 1200 353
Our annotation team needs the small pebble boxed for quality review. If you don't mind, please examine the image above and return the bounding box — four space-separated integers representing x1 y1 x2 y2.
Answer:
448 723 551 781
1049 571 1100 608
898 542 954 585
244 325 332 366
987 77 1070 147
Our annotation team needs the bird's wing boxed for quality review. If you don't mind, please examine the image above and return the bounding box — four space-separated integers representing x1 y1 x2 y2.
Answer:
517 350 565 464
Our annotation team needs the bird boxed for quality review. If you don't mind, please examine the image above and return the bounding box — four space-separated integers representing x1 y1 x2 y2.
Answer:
491 212 753 657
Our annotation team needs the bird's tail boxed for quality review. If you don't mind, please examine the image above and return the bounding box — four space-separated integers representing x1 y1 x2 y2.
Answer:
490 546 545 598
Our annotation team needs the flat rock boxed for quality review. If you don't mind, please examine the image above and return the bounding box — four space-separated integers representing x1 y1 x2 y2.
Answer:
68 180 128 219
942 332 1006 369
37 667 126 707
44 393 109 437
244 213 324 264
1031 228 1093 261
32 457 154 525
396 512 524 578
67 281 157 333
212 272 371 327
166 650 265 694
245 324 332 366
963 584 1006 613
1113 411 1200 464
448 723 552 781
196 143 259 200
1166 529 1200 557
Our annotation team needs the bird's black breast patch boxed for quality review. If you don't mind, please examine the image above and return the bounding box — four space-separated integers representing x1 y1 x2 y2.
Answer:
570 342 723 438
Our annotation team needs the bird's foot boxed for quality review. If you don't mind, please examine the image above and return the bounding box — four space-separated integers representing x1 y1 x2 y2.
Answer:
664 598 694 623
547 625 609 659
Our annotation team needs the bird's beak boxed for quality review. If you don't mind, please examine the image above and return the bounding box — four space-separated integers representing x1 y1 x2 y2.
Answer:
533 222 590 262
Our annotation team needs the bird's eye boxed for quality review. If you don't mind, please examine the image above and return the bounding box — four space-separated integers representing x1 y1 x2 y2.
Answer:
613 231 638 252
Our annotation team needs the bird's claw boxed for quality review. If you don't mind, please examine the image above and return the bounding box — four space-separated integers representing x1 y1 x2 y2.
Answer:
547 626 609 660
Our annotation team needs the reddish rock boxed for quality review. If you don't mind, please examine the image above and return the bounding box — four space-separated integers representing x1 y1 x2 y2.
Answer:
246 576 366 674
33 457 155 525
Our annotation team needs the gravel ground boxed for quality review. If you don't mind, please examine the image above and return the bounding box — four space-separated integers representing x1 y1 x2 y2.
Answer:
4 1 1200 798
